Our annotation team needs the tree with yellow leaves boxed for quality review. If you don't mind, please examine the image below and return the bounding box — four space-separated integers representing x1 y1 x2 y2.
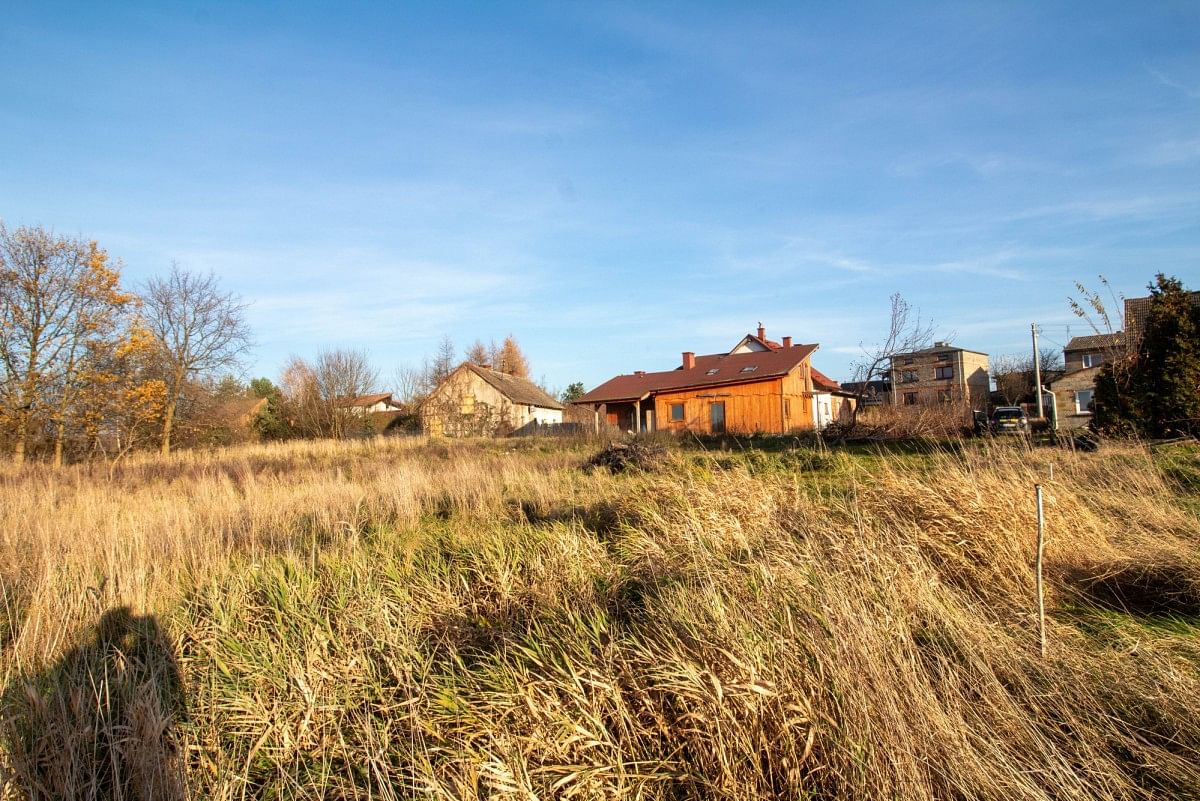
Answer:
0 224 133 464
44 242 138 466
497 335 530 378
72 321 168 467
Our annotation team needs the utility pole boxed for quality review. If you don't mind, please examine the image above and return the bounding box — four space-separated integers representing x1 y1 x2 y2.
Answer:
1031 323 1044 419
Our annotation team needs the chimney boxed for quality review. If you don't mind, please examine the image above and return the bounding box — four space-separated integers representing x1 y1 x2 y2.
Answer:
782 336 792 348
757 322 766 341
682 351 696 369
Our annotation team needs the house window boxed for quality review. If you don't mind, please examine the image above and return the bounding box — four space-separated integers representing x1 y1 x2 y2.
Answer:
903 357 914 365
670 403 684 422
1075 389 1094 414
460 394 475 414
784 399 790 418
903 392 918 406
706 368 719 375
935 365 954 380
936 353 951 362
937 389 952 404
902 370 918 383
740 365 758 373
1082 353 1103 368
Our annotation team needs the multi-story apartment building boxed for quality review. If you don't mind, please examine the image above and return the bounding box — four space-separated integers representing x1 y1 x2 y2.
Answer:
889 342 990 410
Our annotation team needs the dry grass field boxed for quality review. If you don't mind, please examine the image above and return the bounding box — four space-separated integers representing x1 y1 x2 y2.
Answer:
2 435 1199 800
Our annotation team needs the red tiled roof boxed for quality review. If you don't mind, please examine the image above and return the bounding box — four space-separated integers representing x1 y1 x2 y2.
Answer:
747 334 783 350
578 344 818 404
810 367 841 392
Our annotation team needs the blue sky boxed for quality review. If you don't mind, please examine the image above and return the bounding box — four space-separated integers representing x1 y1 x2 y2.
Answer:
2 2 1197 392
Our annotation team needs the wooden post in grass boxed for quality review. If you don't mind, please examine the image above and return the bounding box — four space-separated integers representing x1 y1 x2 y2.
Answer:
1035 483 1047 658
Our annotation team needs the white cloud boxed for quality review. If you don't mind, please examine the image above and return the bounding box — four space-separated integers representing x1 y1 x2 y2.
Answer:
1146 66 1200 100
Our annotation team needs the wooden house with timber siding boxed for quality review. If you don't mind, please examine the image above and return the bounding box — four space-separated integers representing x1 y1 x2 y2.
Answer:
576 325 854 434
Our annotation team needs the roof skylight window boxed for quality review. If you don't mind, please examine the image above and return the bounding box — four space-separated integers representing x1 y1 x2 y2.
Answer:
706 368 719 375
740 365 758 373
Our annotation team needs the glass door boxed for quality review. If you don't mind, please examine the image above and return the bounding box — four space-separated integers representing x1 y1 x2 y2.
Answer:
709 401 726 433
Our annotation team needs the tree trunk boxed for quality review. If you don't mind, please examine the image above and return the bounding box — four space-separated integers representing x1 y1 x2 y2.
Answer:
13 418 27 465
53 418 66 468
160 366 186 457
160 398 176 456
14 366 39 465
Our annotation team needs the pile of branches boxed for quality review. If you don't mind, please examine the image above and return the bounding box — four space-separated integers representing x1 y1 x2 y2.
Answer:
825 405 975 443
583 440 669 474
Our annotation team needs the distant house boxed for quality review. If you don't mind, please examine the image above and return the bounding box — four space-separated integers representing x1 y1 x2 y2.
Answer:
1048 367 1102 430
1063 333 1125 373
422 363 564 437
889 342 989 411
576 325 853 434
1049 333 1125 431
1124 290 1200 348
840 379 892 407
811 367 857 429
338 392 405 414
1046 288 1199 430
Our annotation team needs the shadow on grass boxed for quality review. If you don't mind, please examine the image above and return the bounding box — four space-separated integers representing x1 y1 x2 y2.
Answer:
1062 560 1200 617
1 607 186 801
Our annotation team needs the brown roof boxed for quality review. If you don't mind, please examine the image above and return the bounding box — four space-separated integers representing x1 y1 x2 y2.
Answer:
738 333 783 350
463 364 564 409
1125 291 1200 339
810 367 841 392
892 342 988 358
1064 333 1124 351
336 392 395 408
578 344 819 404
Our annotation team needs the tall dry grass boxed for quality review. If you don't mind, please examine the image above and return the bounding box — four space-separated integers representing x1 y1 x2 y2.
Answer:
1 436 1198 799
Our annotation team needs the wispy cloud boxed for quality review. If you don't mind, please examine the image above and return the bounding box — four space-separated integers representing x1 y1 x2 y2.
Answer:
891 151 1068 178
1001 194 1199 224
713 234 883 277
1146 66 1200 99
1140 136 1200 166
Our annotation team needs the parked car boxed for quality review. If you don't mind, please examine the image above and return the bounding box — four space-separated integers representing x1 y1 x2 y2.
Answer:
990 406 1030 435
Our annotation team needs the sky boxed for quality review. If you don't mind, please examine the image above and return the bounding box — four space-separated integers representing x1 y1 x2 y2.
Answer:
2 2 1198 393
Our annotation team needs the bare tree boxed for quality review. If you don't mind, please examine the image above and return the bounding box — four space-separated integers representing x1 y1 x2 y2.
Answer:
389 363 427 405
281 348 379 439
464 338 498 367
421 334 457 392
141 265 252 455
847 293 936 421
991 349 1064 406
